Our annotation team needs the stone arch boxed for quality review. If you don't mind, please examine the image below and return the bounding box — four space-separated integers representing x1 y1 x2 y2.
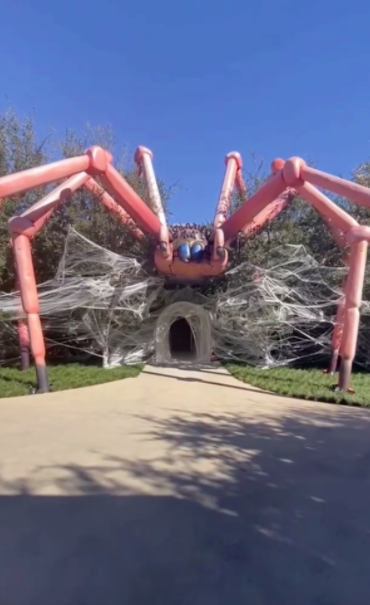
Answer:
155 301 212 363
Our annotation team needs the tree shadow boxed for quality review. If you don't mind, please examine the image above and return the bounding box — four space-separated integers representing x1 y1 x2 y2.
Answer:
143 367 340 402
151 361 223 372
144 365 352 404
1 407 370 604
145 367 269 392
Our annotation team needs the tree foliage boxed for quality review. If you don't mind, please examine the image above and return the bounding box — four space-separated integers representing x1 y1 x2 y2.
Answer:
232 153 370 281
0 109 173 292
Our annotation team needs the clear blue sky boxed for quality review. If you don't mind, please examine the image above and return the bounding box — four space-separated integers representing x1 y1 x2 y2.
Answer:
1 0 370 223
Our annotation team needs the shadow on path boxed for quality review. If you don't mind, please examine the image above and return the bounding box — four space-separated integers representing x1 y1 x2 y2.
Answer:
1 407 370 604
144 368 274 395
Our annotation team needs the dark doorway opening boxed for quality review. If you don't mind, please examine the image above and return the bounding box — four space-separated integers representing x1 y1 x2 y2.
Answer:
169 317 196 360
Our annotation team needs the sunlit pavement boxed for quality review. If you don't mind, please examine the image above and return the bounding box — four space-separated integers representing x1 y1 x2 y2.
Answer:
0 364 369 604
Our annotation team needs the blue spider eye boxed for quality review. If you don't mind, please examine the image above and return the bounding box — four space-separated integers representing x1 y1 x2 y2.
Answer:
191 242 205 262
177 242 191 262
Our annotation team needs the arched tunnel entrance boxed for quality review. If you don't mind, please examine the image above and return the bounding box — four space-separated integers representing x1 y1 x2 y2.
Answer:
155 302 212 364
169 317 196 360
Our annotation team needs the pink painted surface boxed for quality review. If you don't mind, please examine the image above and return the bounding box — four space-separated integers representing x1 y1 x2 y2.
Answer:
0 156 90 198
134 146 167 226
101 164 161 235
84 178 144 240
213 152 242 229
222 171 286 242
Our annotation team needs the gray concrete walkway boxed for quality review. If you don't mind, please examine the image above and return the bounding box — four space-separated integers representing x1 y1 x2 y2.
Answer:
0 364 370 604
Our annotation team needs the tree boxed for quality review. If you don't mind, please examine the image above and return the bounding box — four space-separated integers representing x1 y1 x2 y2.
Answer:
0 108 173 291
229 153 362 269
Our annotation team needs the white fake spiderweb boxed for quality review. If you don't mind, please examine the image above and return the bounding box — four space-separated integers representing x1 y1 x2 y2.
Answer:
1 227 370 369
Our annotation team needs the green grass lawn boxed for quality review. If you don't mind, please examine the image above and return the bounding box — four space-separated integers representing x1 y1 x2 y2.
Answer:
0 363 143 398
225 364 370 407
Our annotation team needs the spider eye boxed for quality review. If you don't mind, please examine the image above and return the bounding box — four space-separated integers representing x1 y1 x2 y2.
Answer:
177 242 191 262
191 242 205 262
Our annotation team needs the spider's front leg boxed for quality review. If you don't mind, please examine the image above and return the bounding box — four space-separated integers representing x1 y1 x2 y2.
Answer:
211 152 244 261
134 146 173 261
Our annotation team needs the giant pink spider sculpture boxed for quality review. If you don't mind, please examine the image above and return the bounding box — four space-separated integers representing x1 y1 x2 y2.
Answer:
1 145 370 394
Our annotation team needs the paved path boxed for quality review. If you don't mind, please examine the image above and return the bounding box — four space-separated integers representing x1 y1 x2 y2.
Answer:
1 364 370 605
